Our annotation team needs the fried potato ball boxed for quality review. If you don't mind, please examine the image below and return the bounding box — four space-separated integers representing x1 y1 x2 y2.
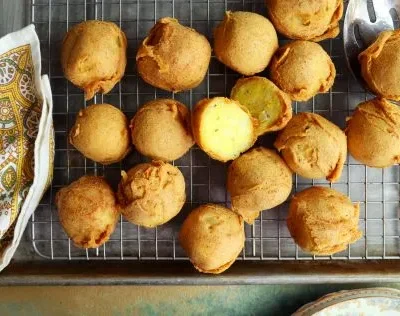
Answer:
136 17 211 92
227 147 292 224
61 20 127 100
274 112 347 182
69 104 131 165
269 40 336 101
214 11 278 76
287 186 362 256
179 204 244 274
130 99 194 161
55 176 120 248
346 98 400 168
359 30 400 101
230 76 292 136
192 97 257 162
117 161 186 228
266 0 343 41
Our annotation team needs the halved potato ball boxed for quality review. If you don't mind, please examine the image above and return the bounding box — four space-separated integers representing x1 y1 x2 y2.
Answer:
130 99 194 161
346 98 400 168
359 30 400 101
266 0 343 41
230 76 292 136
192 97 257 162
56 176 120 248
69 104 131 165
61 20 127 100
287 186 362 256
136 17 211 92
117 161 185 228
274 112 347 182
214 11 278 76
179 204 244 274
269 40 336 101
227 147 293 224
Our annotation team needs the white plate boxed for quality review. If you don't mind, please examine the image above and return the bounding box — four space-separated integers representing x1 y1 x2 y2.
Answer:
293 288 400 316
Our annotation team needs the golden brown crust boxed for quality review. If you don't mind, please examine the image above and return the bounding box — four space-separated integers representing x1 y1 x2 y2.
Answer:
269 41 336 101
230 76 292 136
287 186 362 256
266 0 343 41
191 99 212 158
274 112 347 182
61 20 127 100
359 30 400 101
136 17 211 92
214 11 278 76
55 176 120 248
179 204 244 274
117 161 186 228
346 98 400 168
191 97 258 162
227 147 293 224
69 104 131 165
130 99 194 161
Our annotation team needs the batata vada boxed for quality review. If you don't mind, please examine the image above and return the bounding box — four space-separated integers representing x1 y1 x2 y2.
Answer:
56 176 120 248
61 20 127 100
179 204 244 274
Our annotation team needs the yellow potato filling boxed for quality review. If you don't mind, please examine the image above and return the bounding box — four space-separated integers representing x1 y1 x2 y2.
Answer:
231 77 283 135
201 100 254 161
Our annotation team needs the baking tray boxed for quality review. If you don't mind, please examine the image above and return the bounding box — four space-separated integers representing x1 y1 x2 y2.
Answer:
1 0 400 285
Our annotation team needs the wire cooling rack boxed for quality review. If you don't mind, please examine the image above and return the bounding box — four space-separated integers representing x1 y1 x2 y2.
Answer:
30 0 400 261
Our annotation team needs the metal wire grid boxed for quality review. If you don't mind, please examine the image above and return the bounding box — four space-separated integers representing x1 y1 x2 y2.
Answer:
29 0 400 261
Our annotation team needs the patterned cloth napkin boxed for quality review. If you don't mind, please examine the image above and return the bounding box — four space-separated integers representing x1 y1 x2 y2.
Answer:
0 25 54 271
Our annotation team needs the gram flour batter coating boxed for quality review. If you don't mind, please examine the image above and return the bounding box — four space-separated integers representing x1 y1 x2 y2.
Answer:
136 17 211 92
61 20 127 100
269 40 336 101
69 104 131 165
227 147 292 224
287 186 362 256
274 112 347 182
214 11 278 76
359 30 400 101
130 99 194 161
346 98 400 168
179 204 244 274
266 0 343 41
117 161 186 228
56 176 120 249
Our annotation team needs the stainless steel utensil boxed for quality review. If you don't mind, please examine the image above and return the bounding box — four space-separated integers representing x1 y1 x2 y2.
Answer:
344 0 399 85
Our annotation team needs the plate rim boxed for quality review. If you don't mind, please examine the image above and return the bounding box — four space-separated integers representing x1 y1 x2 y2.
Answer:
293 287 400 316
